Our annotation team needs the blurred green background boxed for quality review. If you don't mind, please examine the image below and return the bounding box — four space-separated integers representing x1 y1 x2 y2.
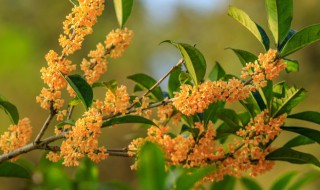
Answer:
0 0 319 189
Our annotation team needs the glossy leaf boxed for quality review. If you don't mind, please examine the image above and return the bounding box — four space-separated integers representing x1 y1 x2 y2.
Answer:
179 72 191 85
0 99 19 124
283 135 315 148
252 91 267 111
279 29 296 51
288 111 320 125
211 175 236 190
68 0 79 6
64 74 93 110
102 115 156 128
284 59 299 73
168 65 182 98
266 0 293 45
175 167 215 190
281 126 320 144
261 80 273 110
238 112 251 127
162 41 206 86
138 142 166 190
240 94 261 117
127 73 163 101
270 171 297 190
208 62 225 81
216 109 240 129
272 86 306 117
280 24 320 57
266 147 320 167
0 162 31 179
113 0 133 28
228 6 270 50
227 48 257 66
240 177 263 190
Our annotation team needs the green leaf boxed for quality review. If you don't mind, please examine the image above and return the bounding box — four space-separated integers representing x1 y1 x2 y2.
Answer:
162 41 206 86
288 111 320 125
179 72 192 85
272 86 306 117
75 157 98 190
138 142 166 190
266 147 320 167
127 73 163 101
287 171 320 190
64 74 93 110
104 181 134 190
281 126 320 144
211 175 236 190
56 119 75 129
283 135 315 148
261 80 273 110
175 166 215 190
168 65 182 98
0 99 19 125
228 6 270 50
68 0 79 6
270 171 297 190
102 115 156 128
280 24 320 57
252 91 267 111
227 48 258 66
240 94 261 117
284 59 299 73
240 177 263 190
216 109 240 129
113 0 133 28
266 0 293 45
92 80 118 92
208 62 226 81
204 101 226 127
0 162 31 179
69 97 81 106
279 29 297 51
238 112 251 127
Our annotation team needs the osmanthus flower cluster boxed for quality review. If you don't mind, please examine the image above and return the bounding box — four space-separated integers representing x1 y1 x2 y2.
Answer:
0 118 32 161
128 111 287 182
173 49 286 116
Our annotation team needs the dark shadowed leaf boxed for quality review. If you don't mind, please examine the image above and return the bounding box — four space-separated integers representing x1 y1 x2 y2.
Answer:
64 74 93 110
280 24 320 57
113 0 133 28
168 65 182 98
227 48 257 66
176 167 215 190
211 175 236 190
281 126 320 144
102 115 156 128
266 147 320 167
0 162 31 179
288 111 320 125
204 101 226 127
208 62 225 81
228 6 270 50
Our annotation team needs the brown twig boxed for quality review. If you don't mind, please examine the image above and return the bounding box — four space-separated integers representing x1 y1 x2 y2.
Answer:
34 103 57 144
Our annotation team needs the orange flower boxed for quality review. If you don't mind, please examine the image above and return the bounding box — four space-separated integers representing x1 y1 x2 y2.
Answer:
101 85 130 115
105 28 134 58
0 118 32 161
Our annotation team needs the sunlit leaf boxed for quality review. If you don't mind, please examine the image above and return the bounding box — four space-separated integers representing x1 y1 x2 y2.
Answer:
0 98 19 125
228 6 270 50
127 73 163 101
281 126 320 144
266 147 320 167
284 59 299 73
280 24 320 57
92 80 118 92
63 74 93 110
283 135 315 148
68 0 79 6
288 111 320 125
0 162 31 179
211 175 236 190
113 0 133 28
102 115 156 128
270 171 297 190
138 142 166 190
266 0 293 45
161 41 206 86
287 172 320 190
